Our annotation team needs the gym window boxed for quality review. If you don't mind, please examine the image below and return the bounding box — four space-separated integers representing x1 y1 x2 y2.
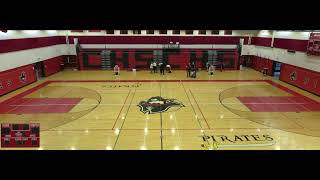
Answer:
106 30 114 34
211 30 220 35
198 30 207 35
172 30 180 35
224 30 232 35
133 30 141 34
159 30 167 34
146 30 154 34
185 30 193 35
120 30 128 34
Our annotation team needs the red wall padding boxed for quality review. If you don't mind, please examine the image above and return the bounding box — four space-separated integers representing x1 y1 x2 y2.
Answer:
273 38 308 52
251 37 272 47
250 56 273 76
43 56 64 77
250 37 309 52
280 63 320 95
87 55 101 66
0 36 65 53
168 50 191 69
0 65 37 96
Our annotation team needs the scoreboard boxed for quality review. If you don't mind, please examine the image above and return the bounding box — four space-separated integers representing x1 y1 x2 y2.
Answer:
1 123 40 148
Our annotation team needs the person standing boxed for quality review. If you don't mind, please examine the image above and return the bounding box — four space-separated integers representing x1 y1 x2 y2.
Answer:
153 61 157 73
160 63 165 75
191 62 196 78
206 61 210 72
150 62 154 73
186 63 191 77
114 64 120 75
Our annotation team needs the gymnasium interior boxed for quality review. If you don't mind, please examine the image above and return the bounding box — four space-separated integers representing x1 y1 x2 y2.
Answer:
1 30 320 150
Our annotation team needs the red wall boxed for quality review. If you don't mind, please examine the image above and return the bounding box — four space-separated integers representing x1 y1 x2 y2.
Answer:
250 56 273 76
250 37 308 52
0 65 37 96
273 38 308 52
251 37 272 47
280 63 320 96
43 56 64 77
0 36 65 53
69 36 244 44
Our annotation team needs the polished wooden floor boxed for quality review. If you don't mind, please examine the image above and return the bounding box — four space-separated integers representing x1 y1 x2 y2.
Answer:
1 68 320 150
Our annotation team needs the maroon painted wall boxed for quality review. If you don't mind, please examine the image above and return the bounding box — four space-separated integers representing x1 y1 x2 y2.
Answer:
280 64 320 96
0 36 65 53
43 56 64 77
273 38 308 52
68 36 244 44
0 64 37 96
251 37 272 47
250 37 308 52
0 35 308 54
249 56 274 76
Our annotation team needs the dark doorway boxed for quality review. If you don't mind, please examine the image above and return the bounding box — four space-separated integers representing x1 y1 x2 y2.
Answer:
35 61 44 80
272 61 282 79
64 55 78 70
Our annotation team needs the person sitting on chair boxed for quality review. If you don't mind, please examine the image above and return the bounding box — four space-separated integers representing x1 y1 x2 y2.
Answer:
114 64 120 75
166 64 172 73
208 64 215 75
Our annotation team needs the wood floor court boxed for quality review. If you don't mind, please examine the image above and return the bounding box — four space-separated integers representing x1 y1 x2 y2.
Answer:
1 68 320 150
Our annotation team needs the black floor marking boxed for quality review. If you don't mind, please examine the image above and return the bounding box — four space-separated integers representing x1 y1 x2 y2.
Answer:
112 84 137 150
180 81 211 148
159 82 163 150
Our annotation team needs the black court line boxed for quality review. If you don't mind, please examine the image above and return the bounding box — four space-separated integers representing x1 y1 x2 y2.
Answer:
189 89 211 129
159 82 163 150
46 127 289 131
180 81 211 148
112 84 137 150
111 90 132 130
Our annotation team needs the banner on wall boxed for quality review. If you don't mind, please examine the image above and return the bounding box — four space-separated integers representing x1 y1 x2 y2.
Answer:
0 65 36 96
280 64 320 95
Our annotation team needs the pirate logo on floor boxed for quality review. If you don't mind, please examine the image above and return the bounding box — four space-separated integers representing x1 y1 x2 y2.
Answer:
137 96 185 114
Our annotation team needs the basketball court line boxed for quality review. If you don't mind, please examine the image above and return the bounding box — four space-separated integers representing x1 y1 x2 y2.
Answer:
112 84 138 150
7 102 308 106
111 90 132 130
180 81 212 147
1 79 318 134
159 82 163 150
45 127 303 132
189 89 211 129
2 79 314 106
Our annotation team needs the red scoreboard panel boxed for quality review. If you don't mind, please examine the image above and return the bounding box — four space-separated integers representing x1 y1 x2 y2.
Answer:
1 123 40 148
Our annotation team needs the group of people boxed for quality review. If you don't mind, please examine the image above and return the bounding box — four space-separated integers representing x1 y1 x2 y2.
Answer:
114 61 217 77
186 61 216 78
150 61 172 75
